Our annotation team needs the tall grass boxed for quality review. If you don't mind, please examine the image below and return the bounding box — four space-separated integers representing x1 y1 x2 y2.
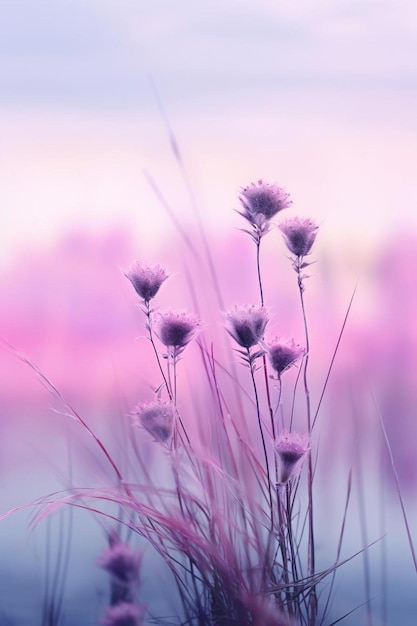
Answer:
5 106 417 623
2 176 381 626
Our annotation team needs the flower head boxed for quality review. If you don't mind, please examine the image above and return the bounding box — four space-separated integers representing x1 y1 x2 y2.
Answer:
239 180 292 233
125 262 168 303
97 540 143 584
275 430 310 484
100 602 146 626
133 401 175 443
157 310 200 353
266 338 304 376
224 305 269 349
279 217 319 257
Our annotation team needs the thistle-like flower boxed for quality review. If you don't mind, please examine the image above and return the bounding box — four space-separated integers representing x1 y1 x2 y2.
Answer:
97 540 143 585
125 262 168 303
133 401 175 443
265 338 304 376
100 602 146 626
279 217 319 258
224 305 269 349
275 430 310 484
157 310 200 355
239 180 292 238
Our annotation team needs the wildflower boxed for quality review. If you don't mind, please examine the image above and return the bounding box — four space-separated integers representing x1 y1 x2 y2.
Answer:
157 310 200 353
239 180 292 232
100 602 146 626
133 401 175 443
97 540 143 584
224 304 269 349
125 262 168 303
266 338 304 376
275 430 310 484
279 217 319 257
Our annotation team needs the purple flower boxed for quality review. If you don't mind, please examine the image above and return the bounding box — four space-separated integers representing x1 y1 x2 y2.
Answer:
96 540 143 584
125 262 168 302
157 310 200 352
275 430 310 484
239 180 292 231
279 217 319 257
224 305 269 349
266 338 304 376
133 401 175 443
100 602 146 626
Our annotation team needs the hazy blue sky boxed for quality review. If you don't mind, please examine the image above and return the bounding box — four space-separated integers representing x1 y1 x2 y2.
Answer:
2 0 417 107
1 0 417 265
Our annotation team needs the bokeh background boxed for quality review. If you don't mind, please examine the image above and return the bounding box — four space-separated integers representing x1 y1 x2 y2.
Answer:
1 1 417 624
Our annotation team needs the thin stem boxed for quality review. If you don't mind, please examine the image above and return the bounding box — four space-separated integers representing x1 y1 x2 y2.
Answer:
295 260 312 433
286 483 300 585
295 257 317 626
320 469 352 626
144 303 190 445
379 439 387 626
369 381 417 573
144 302 172 401
276 484 294 615
256 240 265 305
148 74 226 312
171 348 179 450
172 349 178 405
247 348 274 530
273 375 282 530
166 349 173 399
256 239 276 441
312 279 358 431
274 374 283 431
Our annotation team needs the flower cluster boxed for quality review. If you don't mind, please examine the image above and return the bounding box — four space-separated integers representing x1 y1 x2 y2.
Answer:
279 217 319 258
97 540 143 585
98 533 147 625
157 310 200 355
224 304 269 349
133 401 175 443
239 180 291 238
275 430 310 484
125 262 168 303
266 338 305 376
119 178 323 624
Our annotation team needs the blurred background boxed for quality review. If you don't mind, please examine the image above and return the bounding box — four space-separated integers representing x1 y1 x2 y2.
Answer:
1 1 417 624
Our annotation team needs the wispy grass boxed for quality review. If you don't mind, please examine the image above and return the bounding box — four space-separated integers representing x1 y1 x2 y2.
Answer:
1 174 381 626
2 105 415 624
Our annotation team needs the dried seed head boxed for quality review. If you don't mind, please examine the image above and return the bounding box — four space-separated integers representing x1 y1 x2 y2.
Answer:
239 180 292 232
275 430 310 484
125 262 168 302
100 602 146 626
224 305 269 349
157 310 200 351
97 540 143 584
133 401 175 443
279 217 319 257
266 338 304 376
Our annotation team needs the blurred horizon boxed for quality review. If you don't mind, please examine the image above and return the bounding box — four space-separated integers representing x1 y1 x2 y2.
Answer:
1 0 417 267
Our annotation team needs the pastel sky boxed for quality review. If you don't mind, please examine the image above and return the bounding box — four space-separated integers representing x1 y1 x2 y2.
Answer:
1 0 417 267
